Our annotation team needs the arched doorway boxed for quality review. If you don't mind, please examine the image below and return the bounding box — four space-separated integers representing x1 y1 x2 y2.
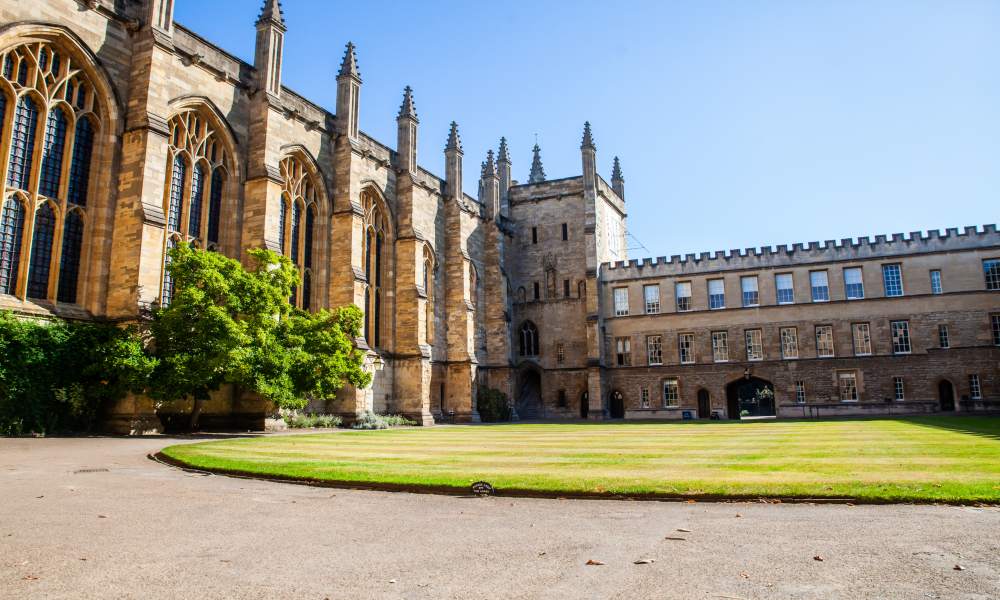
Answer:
580 391 589 419
609 390 625 419
697 389 711 418
516 369 542 420
938 380 955 412
726 376 775 419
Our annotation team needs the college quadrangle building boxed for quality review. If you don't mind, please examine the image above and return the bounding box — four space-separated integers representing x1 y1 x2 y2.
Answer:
1 0 998 430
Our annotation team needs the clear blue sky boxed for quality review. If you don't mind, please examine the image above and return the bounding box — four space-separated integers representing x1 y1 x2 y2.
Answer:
175 0 999 258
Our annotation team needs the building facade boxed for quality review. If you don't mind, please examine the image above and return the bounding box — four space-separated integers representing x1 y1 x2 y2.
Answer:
0 0 996 430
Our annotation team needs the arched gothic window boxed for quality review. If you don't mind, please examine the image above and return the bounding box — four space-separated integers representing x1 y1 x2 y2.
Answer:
279 155 321 311
0 41 101 303
162 108 232 301
519 321 539 357
0 197 25 295
361 189 387 347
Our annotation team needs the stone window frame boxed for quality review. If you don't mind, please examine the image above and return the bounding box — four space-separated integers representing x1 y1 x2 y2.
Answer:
852 322 872 356
882 263 904 297
837 370 859 402
740 275 759 307
968 374 982 400
678 332 695 364
675 280 692 312
708 277 726 309
794 380 806 404
843 266 864 300
711 330 729 363
890 320 911 355
662 377 680 408
815 325 835 358
774 272 794 305
930 269 943 295
744 328 764 361
614 336 631 366
646 334 662 366
810 269 830 302
643 283 660 314
983 258 1000 291
780 326 798 360
613 286 629 316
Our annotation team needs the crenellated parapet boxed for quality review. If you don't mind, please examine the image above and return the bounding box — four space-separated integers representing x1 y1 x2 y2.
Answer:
602 224 1000 280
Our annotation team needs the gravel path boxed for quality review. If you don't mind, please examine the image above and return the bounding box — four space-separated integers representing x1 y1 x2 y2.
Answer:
1 435 998 599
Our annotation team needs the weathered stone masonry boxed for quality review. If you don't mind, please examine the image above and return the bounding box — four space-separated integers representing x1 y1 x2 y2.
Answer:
0 0 996 432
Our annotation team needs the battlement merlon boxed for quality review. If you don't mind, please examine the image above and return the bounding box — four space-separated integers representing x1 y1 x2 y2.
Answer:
600 224 1000 280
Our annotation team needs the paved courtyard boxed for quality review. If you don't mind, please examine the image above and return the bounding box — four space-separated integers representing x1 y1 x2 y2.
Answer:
1 435 998 599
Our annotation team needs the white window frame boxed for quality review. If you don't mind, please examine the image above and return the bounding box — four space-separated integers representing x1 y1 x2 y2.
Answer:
810 270 830 302
745 329 763 361
984 259 1000 291
646 335 662 366
780 327 798 359
675 281 692 312
711 331 729 363
882 263 904 297
741 276 759 307
794 380 806 404
815 325 835 358
613 287 629 316
775 273 794 304
893 376 905 401
969 374 982 400
678 333 695 364
838 371 859 402
643 284 660 315
938 324 949 349
615 336 631 366
890 320 911 355
852 323 872 356
640 386 650 409
930 270 943 295
662 378 680 408
708 278 725 309
844 267 864 300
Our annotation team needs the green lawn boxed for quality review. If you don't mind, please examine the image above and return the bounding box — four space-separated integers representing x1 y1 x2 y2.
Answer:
159 417 1000 503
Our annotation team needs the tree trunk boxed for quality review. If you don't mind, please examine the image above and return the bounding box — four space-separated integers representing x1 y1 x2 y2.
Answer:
189 397 206 431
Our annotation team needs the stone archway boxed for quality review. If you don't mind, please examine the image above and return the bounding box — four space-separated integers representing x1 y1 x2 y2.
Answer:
516 369 542 420
726 376 775 419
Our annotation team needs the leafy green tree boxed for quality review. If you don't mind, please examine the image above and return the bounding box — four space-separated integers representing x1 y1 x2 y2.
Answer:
149 243 369 429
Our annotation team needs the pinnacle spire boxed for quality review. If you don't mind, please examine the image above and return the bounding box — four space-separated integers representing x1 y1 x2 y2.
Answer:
445 121 462 152
483 149 496 177
612 156 623 182
338 42 360 80
581 121 595 150
497 137 511 164
256 0 285 28
398 86 417 120
528 143 546 183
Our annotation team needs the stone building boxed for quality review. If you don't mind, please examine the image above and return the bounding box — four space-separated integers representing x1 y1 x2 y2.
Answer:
0 0 996 430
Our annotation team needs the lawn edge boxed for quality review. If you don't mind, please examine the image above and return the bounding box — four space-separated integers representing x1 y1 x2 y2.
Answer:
150 451 997 507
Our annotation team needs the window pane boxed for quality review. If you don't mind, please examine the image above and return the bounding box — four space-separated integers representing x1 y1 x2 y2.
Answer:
188 163 205 237
852 323 872 355
7 96 39 191
984 259 1000 291
891 320 911 354
810 270 830 302
0 197 25 295
708 278 725 309
844 267 864 299
745 329 763 361
675 281 691 311
883 264 903 296
614 287 629 316
930 270 943 295
712 331 729 362
775 273 794 304
647 335 662 365
679 333 695 364
741 276 758 307
39 108 68 199
838 372 858 401
57 211 84 303
26 204 56 299
815 325 834 357
780 327 798 359
167 156 185 232
643 284 660 314
68 117 94 206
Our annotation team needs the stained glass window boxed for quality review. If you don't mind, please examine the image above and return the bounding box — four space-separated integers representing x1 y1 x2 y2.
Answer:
26 203 56 298
290 201 300 263
302 270 311 311
0 197 25 294
161 237 176 306
304 206 314 269
57 210 83 303
167 155 184 232
67 116 93 206
188 163 204 237
39 107 68 198
7 96 38 190
207 170 223 245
